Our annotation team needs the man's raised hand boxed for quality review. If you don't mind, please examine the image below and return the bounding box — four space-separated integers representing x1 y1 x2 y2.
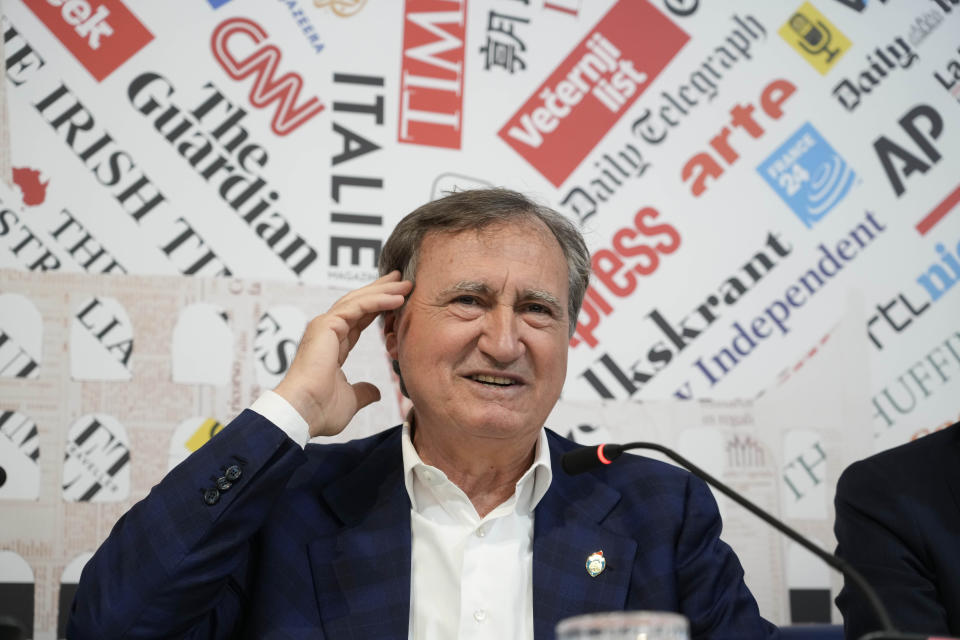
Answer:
274 272 412 438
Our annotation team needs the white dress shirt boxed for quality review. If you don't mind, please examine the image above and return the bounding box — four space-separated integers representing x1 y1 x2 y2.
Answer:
249 390 553 640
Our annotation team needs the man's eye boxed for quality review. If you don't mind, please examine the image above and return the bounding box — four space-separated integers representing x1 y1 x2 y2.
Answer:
454 295 479 305
526 303 552 315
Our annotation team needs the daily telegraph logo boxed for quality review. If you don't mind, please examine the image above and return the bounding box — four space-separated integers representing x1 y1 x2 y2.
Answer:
211 17 325 136
24 0 153 81
778 2 850 75
498 0 688 187
757 122 855 229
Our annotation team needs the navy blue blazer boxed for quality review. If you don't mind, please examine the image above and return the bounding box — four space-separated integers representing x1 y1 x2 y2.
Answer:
68 410 775 639
834 422 960 638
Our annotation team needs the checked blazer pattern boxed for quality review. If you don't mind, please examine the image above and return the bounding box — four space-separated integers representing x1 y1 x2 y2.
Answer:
68 410 776 639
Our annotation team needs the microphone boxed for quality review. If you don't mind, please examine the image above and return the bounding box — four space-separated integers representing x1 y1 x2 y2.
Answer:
787 13 840 62
561 442 957 640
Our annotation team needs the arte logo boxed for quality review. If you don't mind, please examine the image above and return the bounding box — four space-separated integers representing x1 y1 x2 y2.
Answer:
211 17 325 136
778 2 850 75
498 0 688 187
24 0 153 82
398 0 468 149
757 122 855 229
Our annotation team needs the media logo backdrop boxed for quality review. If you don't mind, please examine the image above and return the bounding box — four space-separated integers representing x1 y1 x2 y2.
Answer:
2 0 960 635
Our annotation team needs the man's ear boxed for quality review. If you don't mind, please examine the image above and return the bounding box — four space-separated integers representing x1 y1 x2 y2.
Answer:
383 310 399 359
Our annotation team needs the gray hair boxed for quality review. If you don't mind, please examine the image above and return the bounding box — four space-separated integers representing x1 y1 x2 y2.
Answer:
379 188 590 336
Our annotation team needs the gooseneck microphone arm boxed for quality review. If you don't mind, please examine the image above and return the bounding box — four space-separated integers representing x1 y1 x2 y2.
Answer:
561 442 898 636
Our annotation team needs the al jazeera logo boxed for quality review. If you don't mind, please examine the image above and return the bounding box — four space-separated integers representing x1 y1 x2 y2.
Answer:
779 2 850 74
314 0 367 17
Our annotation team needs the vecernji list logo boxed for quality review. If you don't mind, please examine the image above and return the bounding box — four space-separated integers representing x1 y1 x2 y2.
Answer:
23 0 153 82
778 2 850 75
211 16 325 136
398 0 468 149
757 122 855 229
498 0 688 187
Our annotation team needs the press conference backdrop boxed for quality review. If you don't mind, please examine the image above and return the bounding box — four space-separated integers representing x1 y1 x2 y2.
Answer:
1 0 959 636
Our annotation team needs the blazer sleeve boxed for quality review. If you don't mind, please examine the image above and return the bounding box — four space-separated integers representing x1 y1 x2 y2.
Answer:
67 410 308 640
674 474 778 640
834 458 950 638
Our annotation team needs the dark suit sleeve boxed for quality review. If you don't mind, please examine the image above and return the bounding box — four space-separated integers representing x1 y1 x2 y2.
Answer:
67 410 308 640
675 474 778 640
834 458 950 638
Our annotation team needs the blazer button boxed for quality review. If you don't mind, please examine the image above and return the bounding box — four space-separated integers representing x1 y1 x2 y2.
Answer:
203 487 220 505
224 465 242 482
216 476 232 492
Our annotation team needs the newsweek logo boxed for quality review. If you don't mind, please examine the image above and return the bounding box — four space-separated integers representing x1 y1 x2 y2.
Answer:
499 0 688 187
24 0 153 82
398 0 467 149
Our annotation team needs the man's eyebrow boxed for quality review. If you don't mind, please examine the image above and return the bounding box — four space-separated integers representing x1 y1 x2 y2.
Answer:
522 289 562 311
438 281 563 312
439 281 491 297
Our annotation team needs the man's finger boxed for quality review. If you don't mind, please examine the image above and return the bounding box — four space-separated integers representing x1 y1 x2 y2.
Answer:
352 381 381 411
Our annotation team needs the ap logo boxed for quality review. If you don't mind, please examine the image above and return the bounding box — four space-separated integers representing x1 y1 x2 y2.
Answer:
757 122 855 229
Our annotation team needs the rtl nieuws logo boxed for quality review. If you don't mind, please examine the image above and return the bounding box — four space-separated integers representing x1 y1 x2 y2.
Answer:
24 0 153 81
498 0 688 187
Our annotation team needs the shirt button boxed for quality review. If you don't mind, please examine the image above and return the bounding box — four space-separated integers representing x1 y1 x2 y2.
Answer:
473 609 486 622
476 526 486 538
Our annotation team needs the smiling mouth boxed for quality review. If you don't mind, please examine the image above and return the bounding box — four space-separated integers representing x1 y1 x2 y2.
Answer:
469 374 519 387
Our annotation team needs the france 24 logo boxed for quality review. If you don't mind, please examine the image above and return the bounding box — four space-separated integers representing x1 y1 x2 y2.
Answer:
757 122 855 229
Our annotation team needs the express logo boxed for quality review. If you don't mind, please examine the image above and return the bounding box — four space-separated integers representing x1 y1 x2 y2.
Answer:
498 0 688 187
778 2 850 75
23 0 153 81
757 122 855 229
211 17 325 136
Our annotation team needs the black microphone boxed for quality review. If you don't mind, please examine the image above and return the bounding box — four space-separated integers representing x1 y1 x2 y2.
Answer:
562 442 957 640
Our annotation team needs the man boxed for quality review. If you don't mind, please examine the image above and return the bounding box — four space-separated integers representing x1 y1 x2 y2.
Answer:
68 189 774 639
834 421 960 638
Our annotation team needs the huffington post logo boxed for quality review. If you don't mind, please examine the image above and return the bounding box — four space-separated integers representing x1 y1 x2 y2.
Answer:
778 2 850 74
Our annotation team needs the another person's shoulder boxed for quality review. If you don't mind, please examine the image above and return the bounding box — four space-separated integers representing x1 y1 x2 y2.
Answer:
838 422 959 495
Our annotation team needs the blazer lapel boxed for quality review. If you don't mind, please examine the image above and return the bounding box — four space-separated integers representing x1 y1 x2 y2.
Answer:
532 433 638 639
308 429 412 639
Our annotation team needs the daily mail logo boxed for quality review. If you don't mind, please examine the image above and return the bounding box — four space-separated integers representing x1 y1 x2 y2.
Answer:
498 0 688 187
24 0 153 82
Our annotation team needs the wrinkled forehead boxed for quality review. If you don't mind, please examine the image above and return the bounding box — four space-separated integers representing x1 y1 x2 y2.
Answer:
417 218 560 268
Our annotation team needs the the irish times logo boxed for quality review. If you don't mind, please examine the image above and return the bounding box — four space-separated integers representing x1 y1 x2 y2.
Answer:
778 2 850 75
757 122 855 229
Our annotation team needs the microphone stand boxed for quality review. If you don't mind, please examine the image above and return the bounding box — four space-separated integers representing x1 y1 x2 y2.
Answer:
563 442 956 640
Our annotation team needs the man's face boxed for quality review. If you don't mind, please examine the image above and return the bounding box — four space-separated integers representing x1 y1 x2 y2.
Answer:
386 220 570 445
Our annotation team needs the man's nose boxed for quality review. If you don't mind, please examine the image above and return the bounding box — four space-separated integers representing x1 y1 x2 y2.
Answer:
478 304 525 364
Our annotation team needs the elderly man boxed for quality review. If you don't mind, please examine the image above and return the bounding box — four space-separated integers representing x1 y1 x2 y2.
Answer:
68 189 774 639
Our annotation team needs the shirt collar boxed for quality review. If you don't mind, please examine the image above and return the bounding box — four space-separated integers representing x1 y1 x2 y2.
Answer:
401 422 553 516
